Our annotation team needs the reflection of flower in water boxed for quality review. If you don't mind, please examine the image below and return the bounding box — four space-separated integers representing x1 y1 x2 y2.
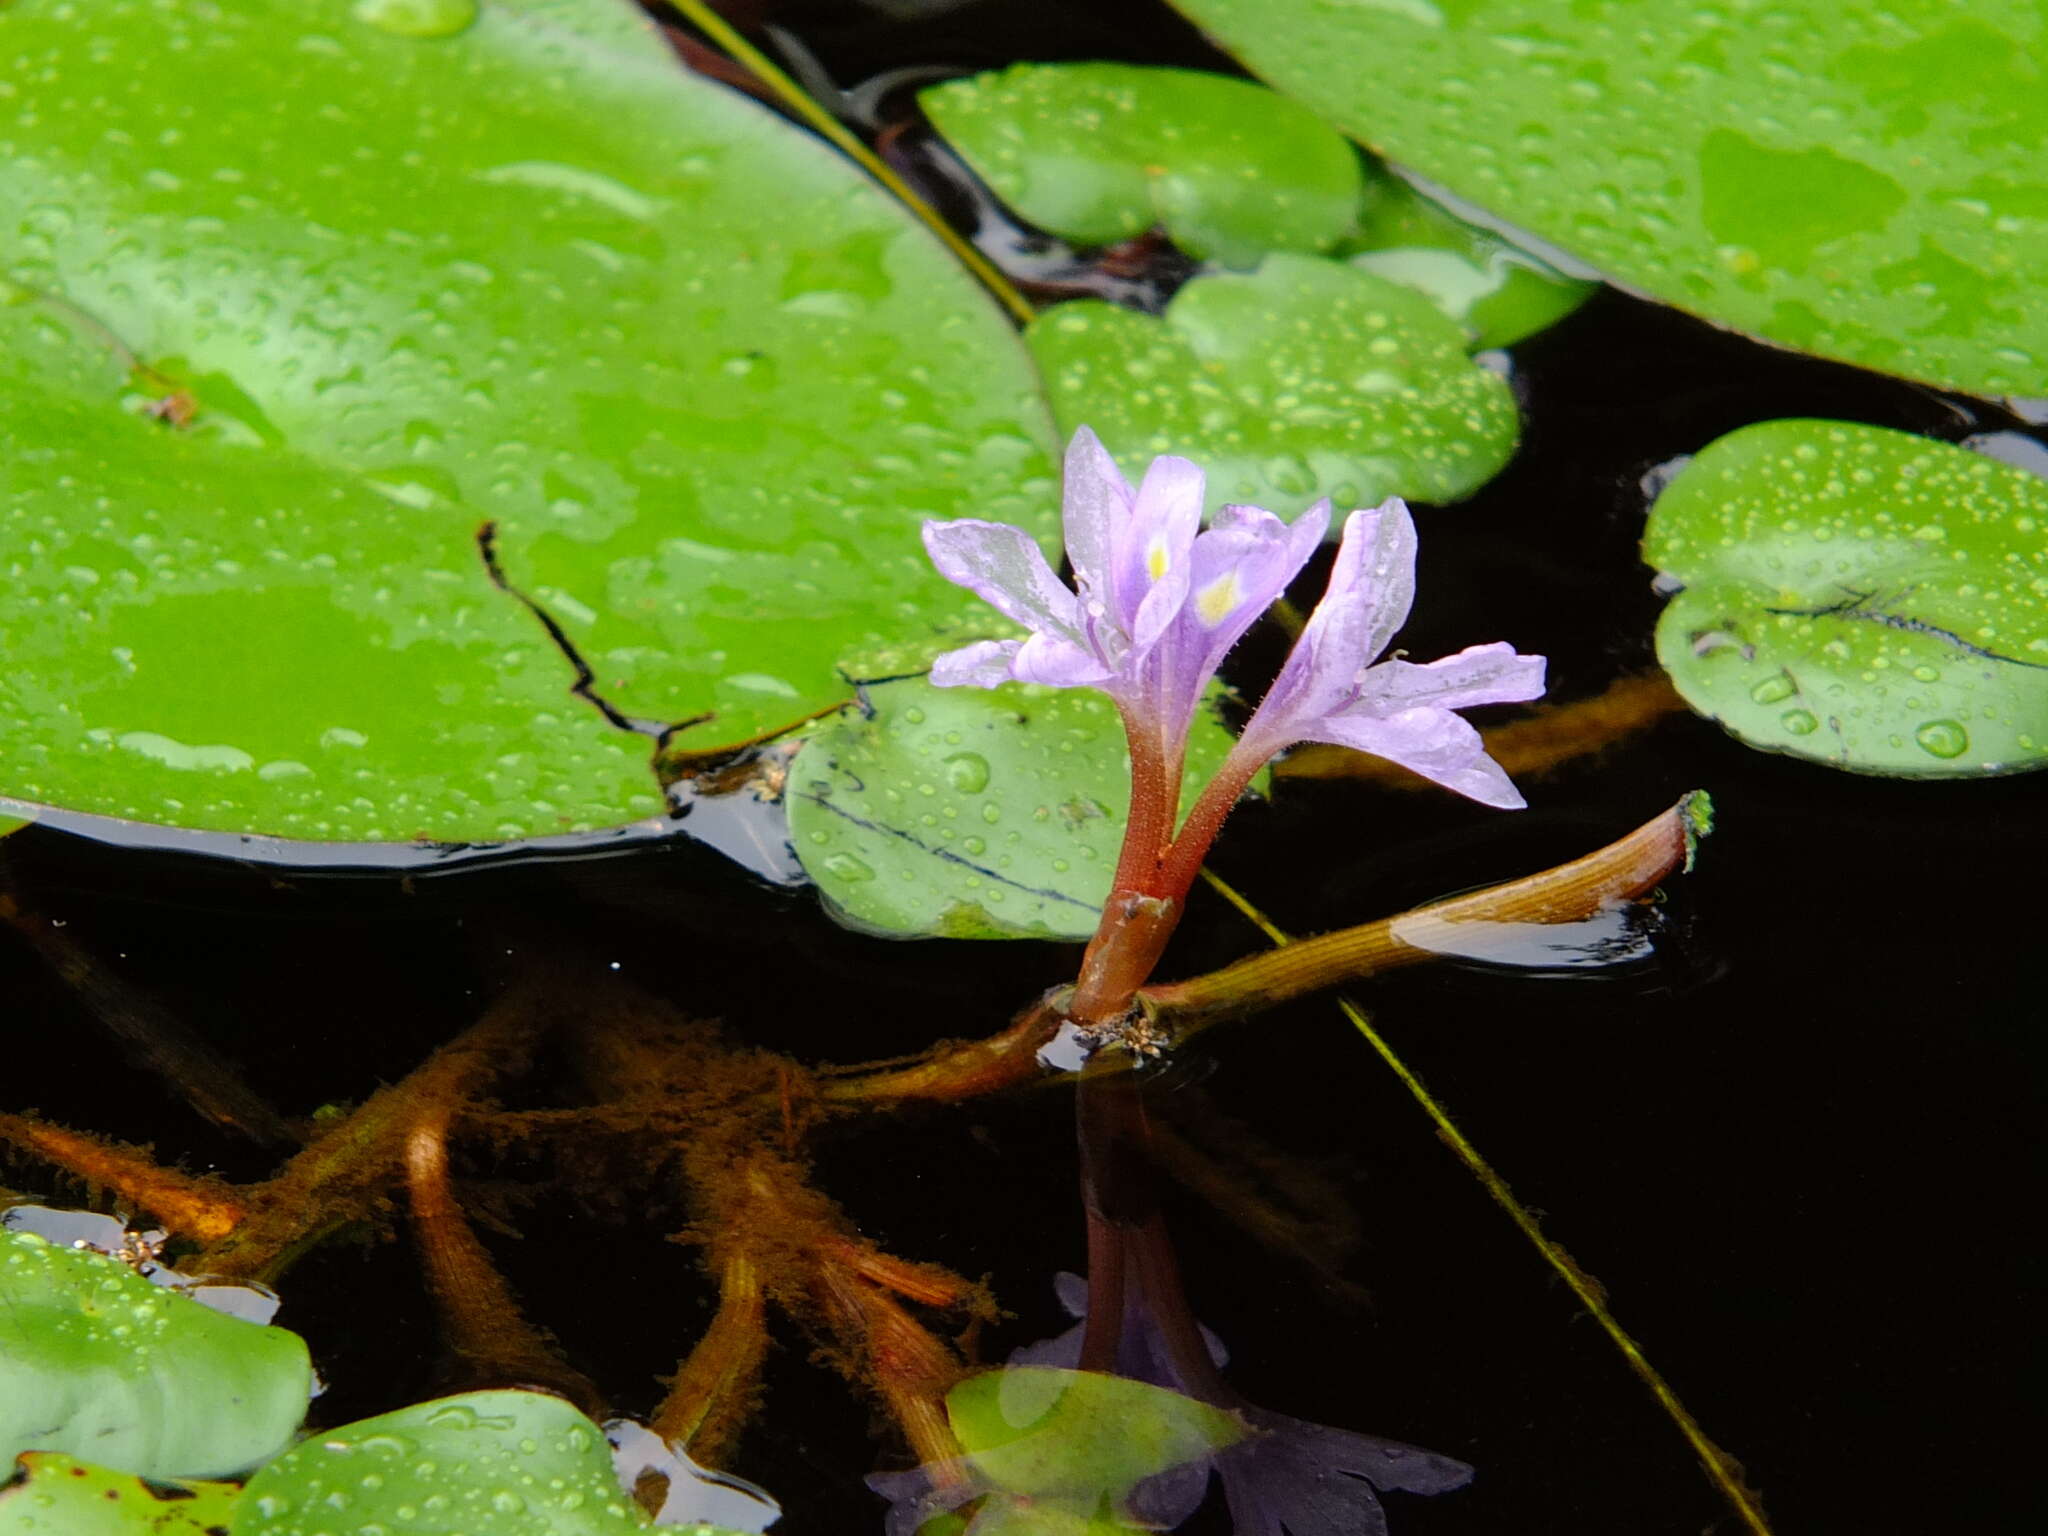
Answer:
870 1273 1471 1536
1025 1273 1473 1536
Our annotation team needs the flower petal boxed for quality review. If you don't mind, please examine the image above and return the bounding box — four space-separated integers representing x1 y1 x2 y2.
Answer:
1060 425 1131 601
1217 1410 1474 1536
1010 630 1116 689
928 638 1024 689
1117 453 1205 644
1303 706 1526 809
1358 643 1546 713
1236 501 1418 757
922 518 1082 641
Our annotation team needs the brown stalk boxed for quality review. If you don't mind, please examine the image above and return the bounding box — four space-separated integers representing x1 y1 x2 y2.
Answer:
652 1250 771 1465
404 1100 602 1415
818 993 1065 1107
1138 795 1700 1037
195 983 551 1283
0 1113 245 1242
0 892 296 1146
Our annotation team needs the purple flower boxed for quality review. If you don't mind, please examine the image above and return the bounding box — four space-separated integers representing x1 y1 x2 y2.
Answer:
1227 501 1545 810
922 427 1328 761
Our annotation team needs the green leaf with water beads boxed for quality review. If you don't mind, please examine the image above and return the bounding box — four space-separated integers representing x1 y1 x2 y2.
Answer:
232 1391 719 1536
1335 176 1596 351
1645 420 2048 776
0 1453 240 1536
919 63 1365 268
786 678 1243 940
948 1367 1246 1507
0 1229 312 1480
1027 254 1518 523
1165 0 2048 398
0 0 1054 850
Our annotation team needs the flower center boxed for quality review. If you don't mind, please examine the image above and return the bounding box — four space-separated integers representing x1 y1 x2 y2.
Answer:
1193 571 1242 627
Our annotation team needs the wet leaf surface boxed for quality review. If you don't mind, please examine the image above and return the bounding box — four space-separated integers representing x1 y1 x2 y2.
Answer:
0 0 1054 847
1169 0 2048 397
232 1390 731 1536
0 1452 239 1536
0 1229 311 1481
1028 255 1519 521
786 677 1241 939
919 62 1365 267
1646 420 2048 775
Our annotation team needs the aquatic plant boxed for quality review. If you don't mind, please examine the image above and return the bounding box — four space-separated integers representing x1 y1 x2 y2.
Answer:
4 0 2035 1533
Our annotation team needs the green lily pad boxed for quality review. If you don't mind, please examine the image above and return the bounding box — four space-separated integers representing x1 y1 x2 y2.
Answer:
787 678 1244 940
0 1453 240 1536
1027 254 1518 520
919 62 1364 267
949 1367 1245 1505
0 0 1054 849
1167 0 2048 397
1645 420 2048 775
0 815 27 839
1337 175 1596 351
0 1228 312 1480
233 1391 709 1536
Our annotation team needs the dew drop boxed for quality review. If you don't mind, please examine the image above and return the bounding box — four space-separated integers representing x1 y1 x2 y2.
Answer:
1747 671 1796 704
1779 708 1819 735
352 0 477 38
1914 719 1969 759
822 852 875 882
941 751 990 794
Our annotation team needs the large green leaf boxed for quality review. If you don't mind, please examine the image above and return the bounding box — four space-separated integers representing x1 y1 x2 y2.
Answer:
919 63 1365 267
786 677 1243 940
1168 0 2048 397
230 1391 720 1536
0 1229 311 1480
1645 420 2048 775
0 0 1054 847
1028 255 1518 521
0 1453 240 1536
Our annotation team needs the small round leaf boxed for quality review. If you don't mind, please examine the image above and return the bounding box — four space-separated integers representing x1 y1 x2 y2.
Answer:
1028 255 1519 522
1645 420 2048 776
920 63 1364 266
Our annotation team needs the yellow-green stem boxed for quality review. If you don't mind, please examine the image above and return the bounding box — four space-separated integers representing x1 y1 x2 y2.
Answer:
661 0 1037 327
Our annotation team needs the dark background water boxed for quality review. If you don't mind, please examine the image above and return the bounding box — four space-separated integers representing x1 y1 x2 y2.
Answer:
5 3 2043 1534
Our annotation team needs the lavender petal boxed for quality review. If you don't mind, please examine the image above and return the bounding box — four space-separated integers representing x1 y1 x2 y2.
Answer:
923 518 1083 641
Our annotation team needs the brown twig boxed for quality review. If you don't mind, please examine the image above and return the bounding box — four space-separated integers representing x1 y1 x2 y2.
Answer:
1138 795 1701 1037
0 1114 245 1242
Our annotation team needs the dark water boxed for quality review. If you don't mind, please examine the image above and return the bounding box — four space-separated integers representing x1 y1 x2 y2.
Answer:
5 3 2043 1534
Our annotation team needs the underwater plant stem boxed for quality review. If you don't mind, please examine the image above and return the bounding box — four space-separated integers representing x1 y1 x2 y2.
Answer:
659 0 1038 328
1274 671 1687 787
813 1253 970 1474
821 992 1063 1105
1141 795 1698 1035
654 1251 770 1465
404 1101 603 1415
0 1113 245 1242
1075 1073 1159 1372
1202 867 1778 1536
198 984 552 1284
0 892 297 1147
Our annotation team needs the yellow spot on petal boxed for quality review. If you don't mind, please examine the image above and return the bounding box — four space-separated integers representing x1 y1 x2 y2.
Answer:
1195 572 1242 626
1147 536 1171 581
